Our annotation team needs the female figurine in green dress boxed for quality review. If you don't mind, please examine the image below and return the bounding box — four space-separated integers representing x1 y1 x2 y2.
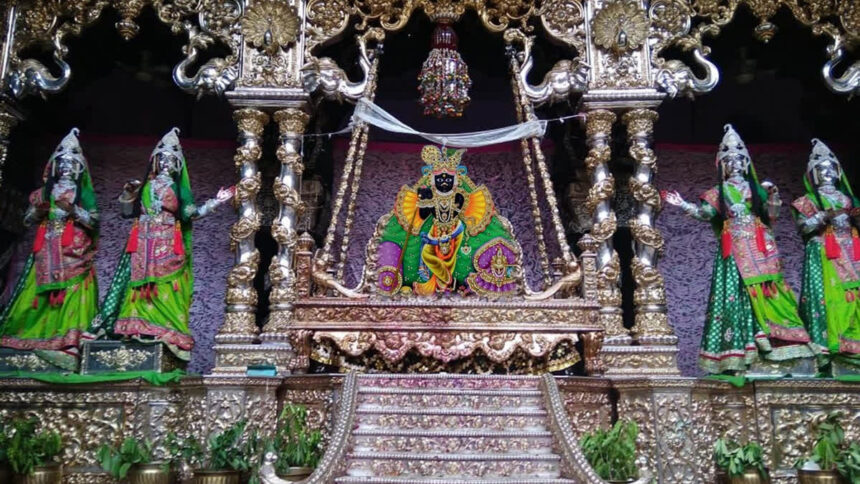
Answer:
93 128 233 361
664 124 814 373
0 128 99 370
792 139 860 366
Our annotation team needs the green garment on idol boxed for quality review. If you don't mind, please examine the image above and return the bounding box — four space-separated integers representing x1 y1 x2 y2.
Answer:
379 212 515 289
695 180 814 374
93 164 195 362
0 166 99 371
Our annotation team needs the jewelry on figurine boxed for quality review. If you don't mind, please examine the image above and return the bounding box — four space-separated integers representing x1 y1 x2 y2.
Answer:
0 128 99 371
663 124 815 374
791 138 860 367
92 128 234 362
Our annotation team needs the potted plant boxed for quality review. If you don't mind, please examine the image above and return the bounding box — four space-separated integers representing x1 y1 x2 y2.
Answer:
580 419 639 483
796 413 851 484
6 418 63 484
272 404 323 481
714 438 770 483
836 442 860 484
97 437 172 484
168 421 252 484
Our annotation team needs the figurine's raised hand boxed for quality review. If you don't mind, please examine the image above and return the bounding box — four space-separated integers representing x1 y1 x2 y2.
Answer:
661 190 685 207
216 186 236 204
123 179 142 194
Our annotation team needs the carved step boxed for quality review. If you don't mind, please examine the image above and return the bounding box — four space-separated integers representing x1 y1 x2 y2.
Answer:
344 452 562 479
357 375 541 391
355 409 548 432
336 478 576 484
352 429 555 454
357 388 544 412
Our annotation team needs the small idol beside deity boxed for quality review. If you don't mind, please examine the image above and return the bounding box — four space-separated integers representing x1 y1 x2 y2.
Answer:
373 145 523 298
0 128 99 370
94 128 233 362
663 124 815 374
791 139 860 366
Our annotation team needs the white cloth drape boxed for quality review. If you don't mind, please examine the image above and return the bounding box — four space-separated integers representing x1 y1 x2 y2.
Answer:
351 98 546 148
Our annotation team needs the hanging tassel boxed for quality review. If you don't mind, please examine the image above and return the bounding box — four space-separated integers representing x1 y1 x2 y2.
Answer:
755 221 768 254
126 221 140 253
61 220 74 247
32 297 39 309
131 289 137 302
762 283 770 299
153 285 159 299
852 228 860 262
173 280 179 292
57 290 66 305
33 223 47 253
721 220 732 259
173 221 184 256
749 287 757 298
825 225 841 260
848 291 856 303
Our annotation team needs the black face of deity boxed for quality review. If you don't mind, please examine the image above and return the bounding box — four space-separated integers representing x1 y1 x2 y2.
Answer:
434 172 455 193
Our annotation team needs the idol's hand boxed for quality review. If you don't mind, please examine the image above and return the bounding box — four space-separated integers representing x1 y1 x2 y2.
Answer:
55 200 73 212
123 179 142 194
761 180 778 197
661 190 685 207
216 186 235 204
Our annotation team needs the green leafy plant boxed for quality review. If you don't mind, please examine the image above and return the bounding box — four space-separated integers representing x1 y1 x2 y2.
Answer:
273 404 323 475
579 419 639 482
0 420 9 467
97 437 154 480
714 438 767 478
207 420 251 472
165 432 204 470
837 442 860 484
5 418 63 475
797 413 845 472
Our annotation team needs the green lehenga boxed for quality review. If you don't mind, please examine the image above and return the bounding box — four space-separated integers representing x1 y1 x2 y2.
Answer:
0 129 99 371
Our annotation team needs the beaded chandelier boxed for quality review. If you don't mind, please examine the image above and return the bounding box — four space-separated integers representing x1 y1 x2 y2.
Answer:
418 22 472 118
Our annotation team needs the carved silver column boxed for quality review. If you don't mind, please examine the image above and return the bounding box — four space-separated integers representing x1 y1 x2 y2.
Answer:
219 108 269 345
622 109 676 346
583 110 629 343
263 108 309 341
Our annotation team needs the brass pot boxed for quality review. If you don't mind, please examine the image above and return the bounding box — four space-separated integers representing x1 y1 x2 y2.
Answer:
13 463 63 484
278 466 313 482
128 463 173 484
797 469 848 484
727 468 770 484
192 469 241 484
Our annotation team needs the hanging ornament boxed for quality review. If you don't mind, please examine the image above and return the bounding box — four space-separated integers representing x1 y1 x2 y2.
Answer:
418 22 472 118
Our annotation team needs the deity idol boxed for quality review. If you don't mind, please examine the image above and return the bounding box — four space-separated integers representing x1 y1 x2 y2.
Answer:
0 129 99 370
791 139 860 365
94 128 233 361
664 124 814 373
373 145 522 298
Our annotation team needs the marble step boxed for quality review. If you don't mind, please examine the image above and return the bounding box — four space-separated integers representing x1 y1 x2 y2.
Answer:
344 452 562 479
356 375 541 391
355 408 548 432
357 388 544 412
336 478 576 484
352 429 555 454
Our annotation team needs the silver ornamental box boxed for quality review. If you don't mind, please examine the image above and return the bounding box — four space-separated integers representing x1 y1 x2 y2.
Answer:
81 340 181 374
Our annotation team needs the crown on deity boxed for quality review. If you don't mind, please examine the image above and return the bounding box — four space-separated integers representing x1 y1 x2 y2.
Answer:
807 138 842 183
47 127 86 178
151 127 185 171
421 145 467 176
716 124 750 171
